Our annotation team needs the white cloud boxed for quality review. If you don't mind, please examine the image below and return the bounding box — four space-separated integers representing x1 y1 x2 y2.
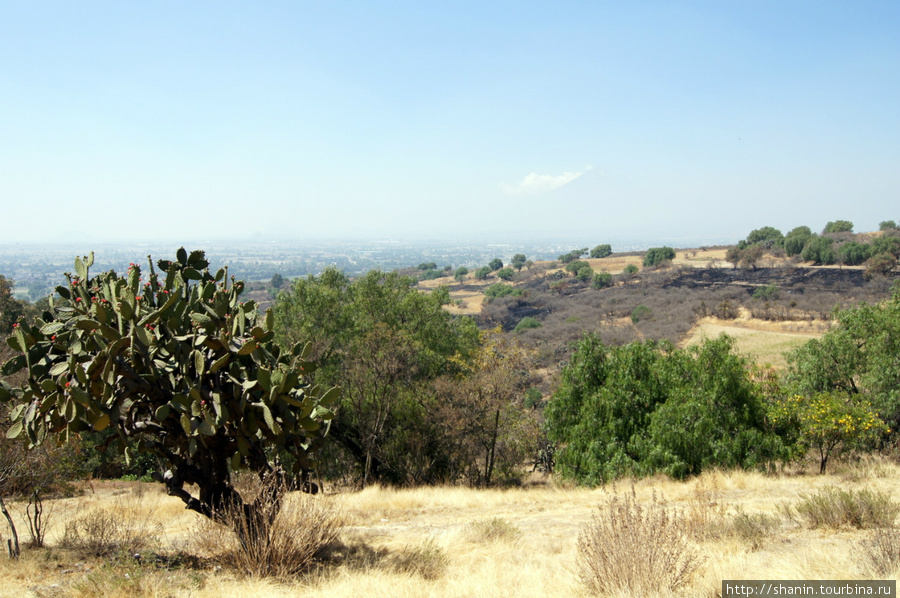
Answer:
500 168 591 196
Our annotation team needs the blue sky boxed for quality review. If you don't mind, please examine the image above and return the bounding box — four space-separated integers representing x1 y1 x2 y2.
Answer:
2 1 898 245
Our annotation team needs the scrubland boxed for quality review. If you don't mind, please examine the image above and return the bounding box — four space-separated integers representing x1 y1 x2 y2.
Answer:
2 457 899 597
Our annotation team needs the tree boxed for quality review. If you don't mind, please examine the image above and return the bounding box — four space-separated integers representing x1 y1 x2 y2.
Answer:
738 244 765 269
272 268 479 485
746 226 783 248
865 253 898 280
0 276 26 335
488 258 504 271
592 272 613 289
880 220 898 231
417 262 438 271
565 260 590 276
454 267 469 283
496 267 515 281
823 220 854 234
546 335 785 484
576 265 594 283
623 264 639 276
559 248 588 264
838 242 872 266
769 392 886 474
590 244 612 259
643 247 676 268
511 254 527 271
787 287 900 431
474 266 492 280
270 273 285 289
0 250 337 545
784 226 814 257
801 236 835 264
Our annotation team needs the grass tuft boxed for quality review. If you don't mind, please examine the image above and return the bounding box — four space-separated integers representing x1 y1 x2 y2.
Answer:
577 487 703 596
463 517 521 543
788 486 899 529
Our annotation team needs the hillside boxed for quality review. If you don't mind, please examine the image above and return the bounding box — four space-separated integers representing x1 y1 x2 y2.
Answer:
425 245 898 376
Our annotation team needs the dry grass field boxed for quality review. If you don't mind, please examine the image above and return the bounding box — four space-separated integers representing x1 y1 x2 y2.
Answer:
681 308 830 369
2 459 900 597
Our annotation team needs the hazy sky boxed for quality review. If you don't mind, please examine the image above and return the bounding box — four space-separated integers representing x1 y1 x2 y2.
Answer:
2 2 898 245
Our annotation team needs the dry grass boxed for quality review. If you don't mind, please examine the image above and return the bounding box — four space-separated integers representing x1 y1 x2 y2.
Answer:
577 487 703 596
682 313 825 369
3 462 900 597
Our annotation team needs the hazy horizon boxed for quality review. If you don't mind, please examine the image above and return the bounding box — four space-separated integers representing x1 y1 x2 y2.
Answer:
2 2 897 244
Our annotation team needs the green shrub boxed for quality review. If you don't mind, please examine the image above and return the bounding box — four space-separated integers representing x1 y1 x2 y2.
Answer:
752 284 779 301
546 335 787 484
484 283 523 300
592 272 613 289
590 244 612 259
623 264 639 275
643 246 676 267
824 220 854 234
631 305 652 323
496 267 515 281
514 316 542 333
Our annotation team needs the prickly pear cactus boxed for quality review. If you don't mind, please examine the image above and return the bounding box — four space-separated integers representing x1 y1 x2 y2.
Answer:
0 249 337 516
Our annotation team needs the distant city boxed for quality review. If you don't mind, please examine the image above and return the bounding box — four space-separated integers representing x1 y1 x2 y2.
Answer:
0 235 732 302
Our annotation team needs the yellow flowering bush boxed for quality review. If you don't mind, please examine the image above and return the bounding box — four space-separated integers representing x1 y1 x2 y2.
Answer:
772 392 888 474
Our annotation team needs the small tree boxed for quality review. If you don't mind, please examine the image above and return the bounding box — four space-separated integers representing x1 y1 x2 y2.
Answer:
880 220 898 231
746 226 784 248
0 250 338 545
474 266 492 280
496 268 515 281
643 247 676 268
590 244 612 259
592 272 613 289
488 258 504 271
270 273 285 289
576 266 594 283
823 220 854 234
454 267 469 283
511 254 527 271
771 392 887 474
565 260 590 276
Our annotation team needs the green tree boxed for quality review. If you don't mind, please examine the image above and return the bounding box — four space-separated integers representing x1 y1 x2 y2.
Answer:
496 267 516 281
474 266 492 280
880 220 898 231
590 244 612 259
623 264 639 276
511 254 527 271
270 273 285 289
784 226 814 257
454 267 469 283
417 262 438 271
592 272 613 289
770 392 886 474
489 258 504 271
546 335 784 484
559 248 588 264
576 265 594 283
787 288 900 431
643 247 676 268
565 260 590 276
824 220 854 234
746 226 784 248
0 250 337 543
801 236 835 264
272 268 479 485
838 242 872 266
